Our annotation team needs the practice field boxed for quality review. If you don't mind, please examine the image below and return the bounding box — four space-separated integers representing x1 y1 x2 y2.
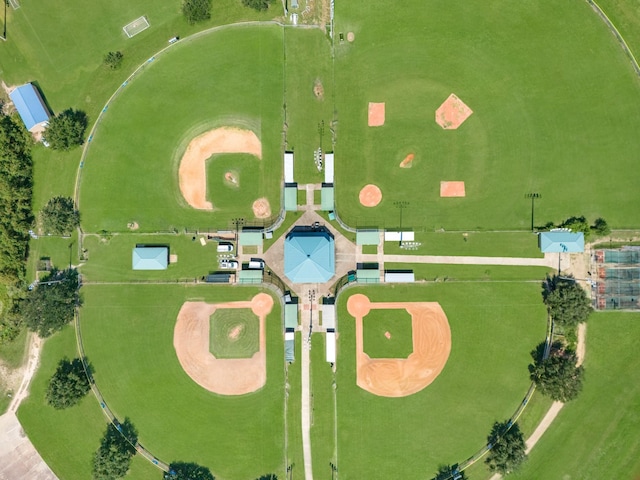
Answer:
336 283 547 478
334 0 640 231
78 284 285 479
79 25 284 232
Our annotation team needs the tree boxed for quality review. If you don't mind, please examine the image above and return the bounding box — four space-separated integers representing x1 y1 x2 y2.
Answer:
432 464 468 480
40 196 79 235
46 357 91 409
164 462 215 480
542 275 592 328
21 268 80 337
104 51 124 70
43 108 88 150
530 350 584 402
591 217 610 237
484 421 526 475
242 0 274 11
559 215 590 238
92 418 138 480
182 0 211 24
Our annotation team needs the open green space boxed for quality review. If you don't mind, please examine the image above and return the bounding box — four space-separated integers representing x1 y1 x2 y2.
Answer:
384 263 552 283
206 153 265 212
79 284 285 479
26 233 78 284
509 312 640 480
336 283 547 478
17 325 159 480
209 308 259 359
334 0 640 231
285 337 304 479
79 24 284 233
362 308 413 359
596 0 640 65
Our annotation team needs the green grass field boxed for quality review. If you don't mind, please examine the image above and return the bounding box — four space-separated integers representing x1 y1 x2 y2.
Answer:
336 283 547 479
78 284 285 479
210 308 259 358
79 24 284 232
333 0 640 231
362 308 414 358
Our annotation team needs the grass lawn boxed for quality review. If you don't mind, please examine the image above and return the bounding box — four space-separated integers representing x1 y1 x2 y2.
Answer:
16 325 159 479
79 284 285 479
362 308 413 359
0 327 29 368
334 0 640 231
210 308 259 358
285 336 304 478
336 283 547 478
310 334 336 479
79 24 284 233
596 0 640 65
507 312 640 480
26 233 79 284
385 264 552 283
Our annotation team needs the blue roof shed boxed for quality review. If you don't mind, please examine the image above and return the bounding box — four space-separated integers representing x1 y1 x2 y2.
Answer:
284 229 335 283
538 231 585 253
9 83 50 132
132 246 169 270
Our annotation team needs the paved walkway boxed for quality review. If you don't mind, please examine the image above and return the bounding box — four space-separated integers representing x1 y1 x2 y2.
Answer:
360 253 557 268
300 290 314 480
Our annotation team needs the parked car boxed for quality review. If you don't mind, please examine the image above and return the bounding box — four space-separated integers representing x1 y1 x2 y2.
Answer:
248 258 265 269
217 242 234 252
219 260 238 270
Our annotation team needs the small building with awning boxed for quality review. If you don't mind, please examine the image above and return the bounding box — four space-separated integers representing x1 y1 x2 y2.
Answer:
132 246 169 270
538 231 585 253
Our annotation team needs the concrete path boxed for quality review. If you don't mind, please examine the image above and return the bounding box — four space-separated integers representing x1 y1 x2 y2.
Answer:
300 290 314 480
0 334 59 480
359 253 557 268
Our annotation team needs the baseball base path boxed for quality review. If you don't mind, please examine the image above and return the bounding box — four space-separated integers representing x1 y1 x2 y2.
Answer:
174 293 273 396
347 294 451 397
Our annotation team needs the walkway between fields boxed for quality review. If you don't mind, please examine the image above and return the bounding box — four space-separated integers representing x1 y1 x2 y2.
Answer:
359 253 558 268
488 323 586 480
300 289 314 480
0 334 59 479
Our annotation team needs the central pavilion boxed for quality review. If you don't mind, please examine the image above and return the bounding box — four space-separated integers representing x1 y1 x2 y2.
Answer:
284 227 335 284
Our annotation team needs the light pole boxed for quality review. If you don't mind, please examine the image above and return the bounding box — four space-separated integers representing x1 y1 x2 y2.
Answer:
394 201 409 246
318 120 325 151
232 217 244 243
525 193 541 231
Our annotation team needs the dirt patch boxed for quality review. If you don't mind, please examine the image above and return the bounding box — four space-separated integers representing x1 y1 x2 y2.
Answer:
435 94 473 129
347 294 451 397
384 331 391 340
347 32 355 42
313 80 324 100
440 181 466 197
228 324 244 341
252 197 271 219
359 184 382 207
368 102 385 127
400 153 414 168
127 221 139 230
178 127 262 210
169 254 178 263
174 293 273 396
224 171 239 188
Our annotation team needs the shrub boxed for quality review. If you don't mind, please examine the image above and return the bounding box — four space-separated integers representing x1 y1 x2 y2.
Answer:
182 0 211 24
104 51 124 70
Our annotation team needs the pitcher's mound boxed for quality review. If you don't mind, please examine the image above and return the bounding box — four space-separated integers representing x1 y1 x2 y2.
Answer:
400 153 414 168
359 184 382 207
440 181 466 197
368 102 385 127
435 94 473 130
224 171 239 188
347 32 355 42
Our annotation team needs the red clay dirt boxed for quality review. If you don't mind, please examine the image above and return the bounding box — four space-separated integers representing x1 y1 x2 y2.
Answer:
252 197 271 219
435 94 473 130
178 127 262 210
359 184 382 207
400 153 414 168
440 181 466 197
347 294 452 398
368 102 385 127
173 293 273 396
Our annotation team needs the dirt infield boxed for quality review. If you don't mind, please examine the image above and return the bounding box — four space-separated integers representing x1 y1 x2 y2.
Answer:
178 127 262 210
368 102 385 127
347 294 451 397
440 181 466 197
252 197 271 218
359 184 382 207
173 293 273 395
435 94 473 129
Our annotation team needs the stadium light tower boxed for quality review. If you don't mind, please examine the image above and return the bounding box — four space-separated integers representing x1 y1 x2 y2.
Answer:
1 0 7 41
394 200 409 246
525 193 541 232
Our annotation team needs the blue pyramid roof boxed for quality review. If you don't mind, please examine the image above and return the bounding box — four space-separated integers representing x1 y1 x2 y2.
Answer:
9 84 50 131
132 247 169 270
284 230 335 283
538 231 584 253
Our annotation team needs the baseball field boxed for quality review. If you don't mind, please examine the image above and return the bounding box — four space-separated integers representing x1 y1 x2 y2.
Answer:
4 0 640 478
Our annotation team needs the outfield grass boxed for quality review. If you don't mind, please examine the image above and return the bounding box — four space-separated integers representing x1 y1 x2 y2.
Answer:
509 313 640 479
285 337 304 478
384 264 552 283
210 308 259 358
334 0 640 231
596 0 640 65
336 283 547 478
79 284 285 479
79 24 284 232
362 308 413 359
17 326 159 480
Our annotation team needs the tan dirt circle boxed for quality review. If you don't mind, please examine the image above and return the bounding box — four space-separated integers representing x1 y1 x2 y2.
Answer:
252 197 272 218
178 127 262 210
359 184 382 207
173 293 273 396
347 294 452 398
347 32 355 42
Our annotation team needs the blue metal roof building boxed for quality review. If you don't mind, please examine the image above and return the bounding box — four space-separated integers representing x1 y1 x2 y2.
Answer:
284 228 335 283
132 246 169 270
9 83 50 132
538 231 585 253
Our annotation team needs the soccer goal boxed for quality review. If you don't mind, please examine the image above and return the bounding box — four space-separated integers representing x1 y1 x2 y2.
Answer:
123 16 150 38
